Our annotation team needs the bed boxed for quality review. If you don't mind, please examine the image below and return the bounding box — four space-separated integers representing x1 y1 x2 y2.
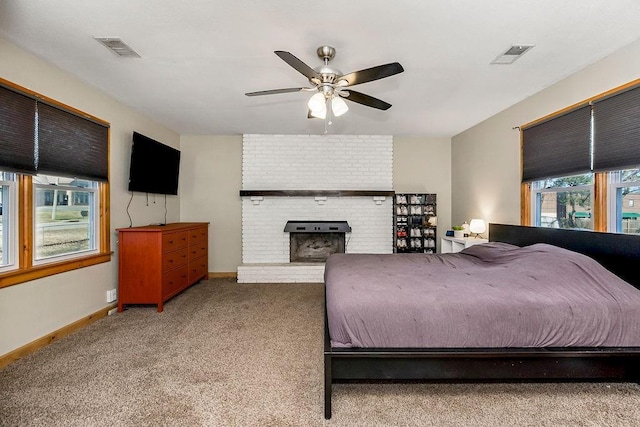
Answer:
323 223 640 419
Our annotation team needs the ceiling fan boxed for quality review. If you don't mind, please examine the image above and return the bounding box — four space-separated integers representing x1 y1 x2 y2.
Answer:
245 46 404 124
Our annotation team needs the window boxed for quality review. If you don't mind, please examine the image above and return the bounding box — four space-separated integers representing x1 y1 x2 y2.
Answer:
0 171 17 271
0 78 111 289
521 79 640 233
609 169 640 234
531 173 594 229
33 175 98 262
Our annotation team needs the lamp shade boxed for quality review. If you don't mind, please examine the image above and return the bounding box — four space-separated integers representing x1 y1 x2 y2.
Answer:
469 219 486 234
308 92 326 113
309 108 326 119
331 96 349 117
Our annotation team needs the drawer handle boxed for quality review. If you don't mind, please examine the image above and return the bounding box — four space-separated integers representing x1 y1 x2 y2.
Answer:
169 259 173 263
168 240 173 244
182 255 187 258
169 281 173 285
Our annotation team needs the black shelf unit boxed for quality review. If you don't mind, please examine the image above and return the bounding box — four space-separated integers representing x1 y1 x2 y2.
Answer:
393 193 437 253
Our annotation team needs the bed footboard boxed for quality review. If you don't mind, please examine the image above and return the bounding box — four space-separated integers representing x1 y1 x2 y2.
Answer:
324 307 332 419
324 339 640 418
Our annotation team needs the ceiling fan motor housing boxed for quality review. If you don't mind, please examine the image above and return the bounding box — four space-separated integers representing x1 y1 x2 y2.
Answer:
317 45 336 62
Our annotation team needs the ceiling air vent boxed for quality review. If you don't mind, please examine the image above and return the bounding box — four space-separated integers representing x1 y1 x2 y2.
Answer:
94 37 140 58
490 44 534 65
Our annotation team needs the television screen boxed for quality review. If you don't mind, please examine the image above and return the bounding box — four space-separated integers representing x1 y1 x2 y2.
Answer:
128 132 180 195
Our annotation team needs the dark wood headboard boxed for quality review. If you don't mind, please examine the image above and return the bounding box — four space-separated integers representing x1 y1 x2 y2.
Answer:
489 223 640 290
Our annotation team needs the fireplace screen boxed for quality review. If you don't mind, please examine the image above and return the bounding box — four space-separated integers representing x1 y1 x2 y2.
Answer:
289 232 345 263
284 220 351 263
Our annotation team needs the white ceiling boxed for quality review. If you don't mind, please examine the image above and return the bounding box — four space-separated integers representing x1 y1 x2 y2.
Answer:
2 0 640 137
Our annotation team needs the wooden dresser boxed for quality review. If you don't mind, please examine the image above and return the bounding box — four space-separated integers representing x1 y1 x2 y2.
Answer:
117 222 209 312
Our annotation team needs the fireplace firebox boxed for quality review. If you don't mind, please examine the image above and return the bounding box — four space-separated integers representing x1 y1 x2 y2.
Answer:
284 221 351 263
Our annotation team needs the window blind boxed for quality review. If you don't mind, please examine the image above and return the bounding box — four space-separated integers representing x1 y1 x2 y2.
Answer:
0 86 37 175
521 105 592 182
37 102 109 181
592 85 640 172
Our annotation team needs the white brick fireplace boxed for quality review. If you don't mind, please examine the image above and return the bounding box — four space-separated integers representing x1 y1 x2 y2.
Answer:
238 134 394 283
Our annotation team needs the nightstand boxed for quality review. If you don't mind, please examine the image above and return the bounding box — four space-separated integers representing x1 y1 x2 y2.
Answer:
440 236 488 253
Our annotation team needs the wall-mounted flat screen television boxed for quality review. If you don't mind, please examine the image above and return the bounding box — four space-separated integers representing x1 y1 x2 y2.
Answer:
128 132 180 195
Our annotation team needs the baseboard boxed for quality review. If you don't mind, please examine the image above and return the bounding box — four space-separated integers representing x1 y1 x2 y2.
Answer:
0 303 117 369
208 272 237 279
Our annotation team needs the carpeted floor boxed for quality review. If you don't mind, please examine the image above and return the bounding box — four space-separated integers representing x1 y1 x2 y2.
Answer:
2 278 640 426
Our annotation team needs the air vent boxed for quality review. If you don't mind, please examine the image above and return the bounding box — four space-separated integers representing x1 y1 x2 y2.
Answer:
94 37 140 58
490 44 534 65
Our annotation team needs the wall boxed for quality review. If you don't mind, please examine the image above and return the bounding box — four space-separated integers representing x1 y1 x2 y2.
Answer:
0 36 180 357
242 134 393 190
452 38 640 227
393 136 452 242
179 135 242 273
179 135 453 274
239 134 393 283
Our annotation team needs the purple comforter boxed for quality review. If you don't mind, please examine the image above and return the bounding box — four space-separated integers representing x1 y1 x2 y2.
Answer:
325 243 640 348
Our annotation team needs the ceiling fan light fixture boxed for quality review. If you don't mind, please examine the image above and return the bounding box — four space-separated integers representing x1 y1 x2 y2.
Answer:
331 96 349 117
308 92 326 112
310 106 326 119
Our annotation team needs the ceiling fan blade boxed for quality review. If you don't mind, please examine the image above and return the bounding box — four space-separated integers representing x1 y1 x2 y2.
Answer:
340 90 392 110
245 87 308 96
274 51 322 83
337 62 404 87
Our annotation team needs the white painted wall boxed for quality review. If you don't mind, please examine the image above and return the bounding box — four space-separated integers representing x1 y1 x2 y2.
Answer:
0 36 180 357
451 38 640 228
242 134 393 190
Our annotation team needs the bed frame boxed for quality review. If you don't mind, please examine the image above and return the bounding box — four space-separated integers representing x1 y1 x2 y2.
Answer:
323 223 640 419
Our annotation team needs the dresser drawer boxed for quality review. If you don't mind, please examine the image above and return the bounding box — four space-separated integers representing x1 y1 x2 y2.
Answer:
188 243 207 262
188 227 208 245
162 265 189 296
189 257 208 283
162 247 188 272
162 231 188 253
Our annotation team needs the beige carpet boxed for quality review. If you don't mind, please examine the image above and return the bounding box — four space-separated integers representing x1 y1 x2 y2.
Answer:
2 278 640 426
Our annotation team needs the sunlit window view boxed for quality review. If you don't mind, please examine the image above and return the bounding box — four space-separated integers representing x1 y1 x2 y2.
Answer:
0 171 16 269
33 175 97 260
533 173 594 230
611 169 640 235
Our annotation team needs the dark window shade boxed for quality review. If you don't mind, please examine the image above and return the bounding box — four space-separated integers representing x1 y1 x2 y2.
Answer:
522 106 592 182
37 102 108 181
593 85 640 172
0 86 37 174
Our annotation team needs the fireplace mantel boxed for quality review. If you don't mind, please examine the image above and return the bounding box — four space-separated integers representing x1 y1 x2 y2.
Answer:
239 190 395 197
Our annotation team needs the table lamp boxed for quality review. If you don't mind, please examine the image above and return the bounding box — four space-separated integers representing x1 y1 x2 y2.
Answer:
469 219 486 239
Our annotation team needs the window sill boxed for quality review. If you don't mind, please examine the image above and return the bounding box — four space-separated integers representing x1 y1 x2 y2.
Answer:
0 252 113 289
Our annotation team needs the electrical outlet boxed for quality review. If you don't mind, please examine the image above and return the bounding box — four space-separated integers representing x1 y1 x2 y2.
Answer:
106 289 117 303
